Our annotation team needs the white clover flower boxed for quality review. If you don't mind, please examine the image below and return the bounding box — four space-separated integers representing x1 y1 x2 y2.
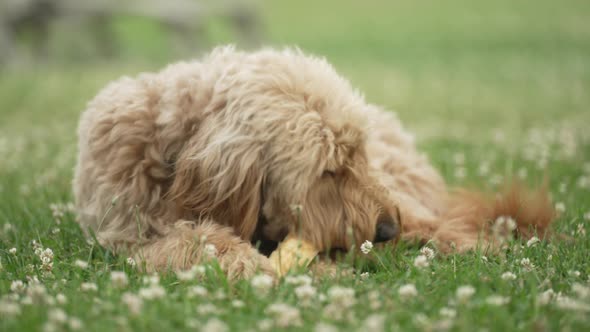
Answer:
520 258 535 271
55 294 67 305
232 300 245 308
294 284 316 306
24 264 35 274
478 162 490 176
250 274 274 295
203 244 218 258
49 203 69 223
4 293 19 302
2 223 14 233
526 236 540 247
555 202 566 213
360 272 370 280
578 176 590 189
439 307 456 318
266 303 302 328
315 322 338 332
80 283 98 292
413 255 430 268
126 257 137 268
121 293 143 315
176 269 197 281
48 308 68 324
45 296 56 306
367 290 382 310
327 286 356 307
559 182 568 193
492 216 517 243
121 292 143 315
31 240 42 250
257 319 274 331
74 260 89 269
27 275 40 284
577 223 586 236
567 271 581 279
572 283 590 299
485 295 510 306
26 283 47 303
413 313 430 328
555 295 590 312
420 247 435 260
490 174 503 186
284 274 312 286
40 256 53 272
9 247 17 254
361 314 386 331
143 273 160 285
193 265 207 277
498 216 516 230
68 317 83 331
501 272 517 281
456 285 476 302
187 286 208 298
215 289 227 300
196 303 220 315
322 303 348 321
43 322 58 332
10 280 26 293
536 289 555 305
398 284 418 299
20 296 33 305
0 300 21 317
138 285 166 300
39 248 53 261
360 240 373 255
110 271 129 288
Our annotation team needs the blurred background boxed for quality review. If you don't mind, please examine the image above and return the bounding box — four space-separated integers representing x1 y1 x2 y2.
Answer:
0 0 263 63
2 0 589 131
0 0 589 192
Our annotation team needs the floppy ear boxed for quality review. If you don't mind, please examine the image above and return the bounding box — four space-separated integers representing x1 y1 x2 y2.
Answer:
329 124 366 169
167 131 264 240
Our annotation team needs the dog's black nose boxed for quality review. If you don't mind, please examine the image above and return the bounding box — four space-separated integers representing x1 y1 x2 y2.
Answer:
374 212 400 243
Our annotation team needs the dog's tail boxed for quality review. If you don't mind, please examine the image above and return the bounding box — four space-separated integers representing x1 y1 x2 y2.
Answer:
432 181 557 253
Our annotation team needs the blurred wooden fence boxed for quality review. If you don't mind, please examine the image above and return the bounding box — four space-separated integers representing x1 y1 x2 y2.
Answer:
0 0 261 62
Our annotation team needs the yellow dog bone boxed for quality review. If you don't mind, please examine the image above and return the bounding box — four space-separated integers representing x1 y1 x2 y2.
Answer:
269 234 319 277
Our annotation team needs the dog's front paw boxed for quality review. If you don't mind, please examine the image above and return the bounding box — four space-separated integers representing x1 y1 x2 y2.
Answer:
219 243 277 281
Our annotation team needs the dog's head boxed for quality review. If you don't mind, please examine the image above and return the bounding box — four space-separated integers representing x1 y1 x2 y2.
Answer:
259 118 401 253
168 48 401 265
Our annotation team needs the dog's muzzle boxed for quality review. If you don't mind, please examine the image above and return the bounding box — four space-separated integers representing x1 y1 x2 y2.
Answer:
373 209 401 243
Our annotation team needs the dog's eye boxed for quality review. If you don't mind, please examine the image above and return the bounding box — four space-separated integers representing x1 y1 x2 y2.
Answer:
322 170 336 178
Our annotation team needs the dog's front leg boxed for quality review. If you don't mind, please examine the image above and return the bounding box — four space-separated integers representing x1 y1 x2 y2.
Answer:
132 219 276 280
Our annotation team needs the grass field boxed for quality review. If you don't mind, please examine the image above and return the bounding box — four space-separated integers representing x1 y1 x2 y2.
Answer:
1 0 589 331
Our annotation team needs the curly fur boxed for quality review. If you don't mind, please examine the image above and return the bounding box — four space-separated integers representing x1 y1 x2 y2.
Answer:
365 105 556 253
73 46 401 279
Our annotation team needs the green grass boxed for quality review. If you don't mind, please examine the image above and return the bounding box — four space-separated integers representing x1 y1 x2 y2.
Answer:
1 0 589 331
